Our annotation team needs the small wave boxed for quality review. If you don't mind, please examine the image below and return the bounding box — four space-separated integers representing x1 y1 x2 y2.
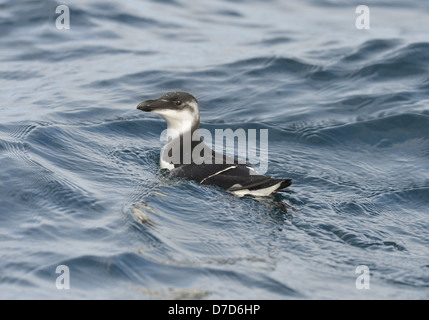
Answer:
341 39 403 63
90 70 166 89
320 224 407 251
312 113 429 147
248 36 293 47
146 0 182 6
303 40 429 84
215 9 243 18
95 12 180 29
375 186 429 207
243 57 317 77
349 42 429 80
0 71 43 81
11 45 148 62
320 91 415 115
0 139 30 162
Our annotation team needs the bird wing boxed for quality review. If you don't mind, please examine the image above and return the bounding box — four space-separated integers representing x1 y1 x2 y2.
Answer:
170 164 291 193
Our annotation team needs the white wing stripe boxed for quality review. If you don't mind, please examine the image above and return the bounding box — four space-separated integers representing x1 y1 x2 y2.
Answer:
200 166 237 184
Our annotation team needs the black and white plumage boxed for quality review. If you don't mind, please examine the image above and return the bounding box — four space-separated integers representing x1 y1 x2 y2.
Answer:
137 92 291 197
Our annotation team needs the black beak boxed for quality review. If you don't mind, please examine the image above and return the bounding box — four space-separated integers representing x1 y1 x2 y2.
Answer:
137 99 156 112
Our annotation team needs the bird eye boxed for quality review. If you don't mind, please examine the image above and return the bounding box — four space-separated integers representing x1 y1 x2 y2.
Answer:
176 100 182 106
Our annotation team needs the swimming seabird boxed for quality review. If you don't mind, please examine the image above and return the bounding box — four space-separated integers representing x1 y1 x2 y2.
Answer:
137 92 291 197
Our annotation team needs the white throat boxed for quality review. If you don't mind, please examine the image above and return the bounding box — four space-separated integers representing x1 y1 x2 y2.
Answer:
154 101 200 170
154 109 199 139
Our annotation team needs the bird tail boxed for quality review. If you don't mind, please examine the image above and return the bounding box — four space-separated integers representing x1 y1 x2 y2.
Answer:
278 179 292 190
247 178 291 192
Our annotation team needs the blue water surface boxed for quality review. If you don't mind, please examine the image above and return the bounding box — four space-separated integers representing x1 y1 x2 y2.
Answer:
1 0 429 299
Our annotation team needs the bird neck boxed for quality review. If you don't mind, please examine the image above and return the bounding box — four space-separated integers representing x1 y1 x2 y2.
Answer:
165 116 200 141
161 118 203 169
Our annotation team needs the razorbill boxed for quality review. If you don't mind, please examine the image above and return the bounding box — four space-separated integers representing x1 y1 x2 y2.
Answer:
137 92 291 197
